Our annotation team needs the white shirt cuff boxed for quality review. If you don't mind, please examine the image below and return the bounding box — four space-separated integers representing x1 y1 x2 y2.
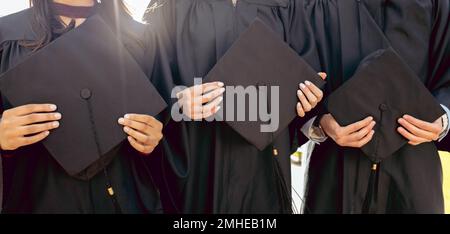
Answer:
301 116 327 144
438 104 450 142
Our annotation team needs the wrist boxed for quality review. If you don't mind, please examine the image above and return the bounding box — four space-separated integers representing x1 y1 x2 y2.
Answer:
317 114 330 137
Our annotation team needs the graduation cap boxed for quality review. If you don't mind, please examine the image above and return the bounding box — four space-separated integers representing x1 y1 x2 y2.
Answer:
0 15 167 179
327 48 445 163
205 19 326 151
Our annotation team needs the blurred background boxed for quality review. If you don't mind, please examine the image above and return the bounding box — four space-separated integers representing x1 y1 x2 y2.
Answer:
1 0 448 214
0 0 152 20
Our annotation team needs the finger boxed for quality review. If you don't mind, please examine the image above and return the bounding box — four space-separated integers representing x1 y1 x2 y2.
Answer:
202 96 223 118
318 72 327 80
16 113 62 126
346 121 376 142
398 118 438 141
178 99 204 120
6 104 57 117
124 126 150 144
176 82 224 99
342 116 374 135
201 87 225 104
403 115 441 133
304 80 323 101
176 87 198 100
299 83 318 107
19 131 50 147
178 98 203 116
350 130 375 148
397 127 429 143
118 118 149 133
298 90 312 112
19 121 60 136
297 102 305 117
124 114 163 130
128 136 153 155
200 82 225 94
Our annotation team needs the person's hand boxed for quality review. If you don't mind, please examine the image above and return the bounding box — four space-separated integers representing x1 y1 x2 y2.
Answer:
297 73 327 117
320 114 376 148
118 114 163 155
176 82 225 120
0 104 61 151
397 115 444 146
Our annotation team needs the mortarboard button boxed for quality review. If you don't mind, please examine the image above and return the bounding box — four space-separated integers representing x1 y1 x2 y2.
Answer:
379 103 388 112
80 88 92 100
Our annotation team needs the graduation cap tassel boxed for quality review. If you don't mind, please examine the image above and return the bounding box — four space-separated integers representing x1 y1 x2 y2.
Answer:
85 97 122 214
362 162 380 214
272 156 292 213
271 133 292 213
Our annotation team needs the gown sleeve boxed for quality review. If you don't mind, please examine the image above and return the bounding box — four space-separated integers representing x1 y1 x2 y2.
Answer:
143 0 191 212
144 0 178 106
428 0 450 151
0 43 4 213
284 0 324 149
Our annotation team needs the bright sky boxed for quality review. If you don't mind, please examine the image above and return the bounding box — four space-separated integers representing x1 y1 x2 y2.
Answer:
0 0 152 21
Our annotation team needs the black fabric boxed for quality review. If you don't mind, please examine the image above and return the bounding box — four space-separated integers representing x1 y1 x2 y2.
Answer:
0 15 167 179
327 48 445 162
205 19 325 151
145 0 321 214
0 7 164 213
304 0 449 214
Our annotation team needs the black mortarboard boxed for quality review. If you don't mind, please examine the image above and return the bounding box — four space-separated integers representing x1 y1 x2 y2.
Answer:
0 15 167 179
327 48 445 162
205 19 326 151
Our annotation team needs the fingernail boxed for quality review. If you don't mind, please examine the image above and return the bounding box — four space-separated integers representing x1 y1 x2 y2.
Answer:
368 117 374 121
305 81 312 86
300 83 306 89
318 72 327 79
54 113 62 119
118 118 125 124
44 131 50 136
125 114 131 119
219 88 226 93
298 90 303 96
128 136 133 141
49 104 57 111
215 106 222 113
218 82 225 87
217 96 224 102
124 127 129 132
53 121 60 128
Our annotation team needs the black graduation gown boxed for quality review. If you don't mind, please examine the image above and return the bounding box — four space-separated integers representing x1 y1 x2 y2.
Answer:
0 8 162 214
145 0 320 214
304 0 450 214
